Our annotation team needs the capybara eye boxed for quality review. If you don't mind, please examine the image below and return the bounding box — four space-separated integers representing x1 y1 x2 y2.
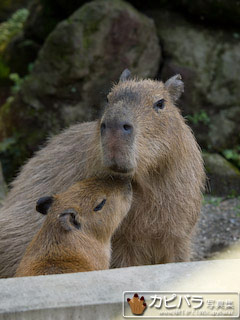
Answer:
153 99 165 112
94 199 106 211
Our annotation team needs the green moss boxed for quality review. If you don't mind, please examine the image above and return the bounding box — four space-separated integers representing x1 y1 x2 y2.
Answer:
186 110 210 125
0 96 14 116
68 2 107 50
0 8 29 53
9 73 24 93
222 147 240 170
203 196 223 206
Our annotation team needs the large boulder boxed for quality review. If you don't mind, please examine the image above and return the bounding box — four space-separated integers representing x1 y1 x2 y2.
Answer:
203 153 240 196
23 0 89 43
0 0 161 181
1 0 88 77
150 10 240 152
208 107 240 151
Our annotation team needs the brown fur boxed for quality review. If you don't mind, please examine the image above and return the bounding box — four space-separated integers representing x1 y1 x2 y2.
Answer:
0 73 205 278
15 178 132 276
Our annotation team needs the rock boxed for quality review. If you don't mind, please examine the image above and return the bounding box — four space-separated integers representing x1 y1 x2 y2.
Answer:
0 0 161 182
208 106 240 151
203 153 240 196
23 0 87 43
0 162 7 204
1 0 87 76
150 10 240 151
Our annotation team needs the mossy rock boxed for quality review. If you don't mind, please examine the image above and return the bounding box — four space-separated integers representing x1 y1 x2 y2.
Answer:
208 107 240 151
150 10 240 152
1 0 88 76
23 0 88 44
203 153 240 196
0 0 161 182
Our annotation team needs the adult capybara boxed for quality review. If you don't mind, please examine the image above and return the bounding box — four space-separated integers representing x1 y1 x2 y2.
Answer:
0 70 205 278
15 178 132 277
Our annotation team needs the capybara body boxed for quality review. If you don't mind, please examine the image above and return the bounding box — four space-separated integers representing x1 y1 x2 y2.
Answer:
0 71 205 277
15 178 132 277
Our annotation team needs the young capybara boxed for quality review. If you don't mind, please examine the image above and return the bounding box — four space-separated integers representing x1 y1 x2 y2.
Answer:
0 70 205 278
15 178 132 277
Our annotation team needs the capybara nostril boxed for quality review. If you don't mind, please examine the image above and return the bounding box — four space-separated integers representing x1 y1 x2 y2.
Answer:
122 123 133 134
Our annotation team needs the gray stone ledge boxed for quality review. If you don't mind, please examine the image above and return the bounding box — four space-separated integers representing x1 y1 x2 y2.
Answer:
0 259 239 319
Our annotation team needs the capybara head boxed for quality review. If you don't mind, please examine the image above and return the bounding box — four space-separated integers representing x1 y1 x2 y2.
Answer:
36 177 132 241
15 177 132 276
100 70 184 175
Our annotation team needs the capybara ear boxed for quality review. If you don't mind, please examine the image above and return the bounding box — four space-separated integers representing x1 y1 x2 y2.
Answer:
165 74 184 101
119 69 131 82
36 196 53 215
58 209 81 231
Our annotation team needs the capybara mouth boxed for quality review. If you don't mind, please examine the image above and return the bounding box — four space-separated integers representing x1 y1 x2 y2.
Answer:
108 164 134 175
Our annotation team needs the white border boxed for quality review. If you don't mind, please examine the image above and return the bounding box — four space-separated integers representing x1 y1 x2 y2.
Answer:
122 291 240 319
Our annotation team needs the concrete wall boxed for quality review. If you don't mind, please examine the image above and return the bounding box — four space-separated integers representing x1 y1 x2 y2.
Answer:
0 259 239 320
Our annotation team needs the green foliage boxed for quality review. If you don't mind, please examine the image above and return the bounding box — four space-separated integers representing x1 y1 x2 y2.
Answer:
7 62 33 93
222 147 240 169
203 196 223 206
9 72 23 93
0 8 29 52
186 110 210 125
226 189 239 199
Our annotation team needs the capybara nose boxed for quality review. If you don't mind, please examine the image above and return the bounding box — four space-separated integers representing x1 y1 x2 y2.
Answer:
101 121 133 135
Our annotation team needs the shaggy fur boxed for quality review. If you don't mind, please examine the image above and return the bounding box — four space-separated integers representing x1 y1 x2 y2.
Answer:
15 178 132 277
0 73 205 278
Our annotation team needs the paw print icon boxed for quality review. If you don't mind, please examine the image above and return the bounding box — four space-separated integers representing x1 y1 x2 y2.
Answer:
127 293 147 315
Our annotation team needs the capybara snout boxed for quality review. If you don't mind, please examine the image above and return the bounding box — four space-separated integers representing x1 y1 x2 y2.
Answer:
15 177 132 277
